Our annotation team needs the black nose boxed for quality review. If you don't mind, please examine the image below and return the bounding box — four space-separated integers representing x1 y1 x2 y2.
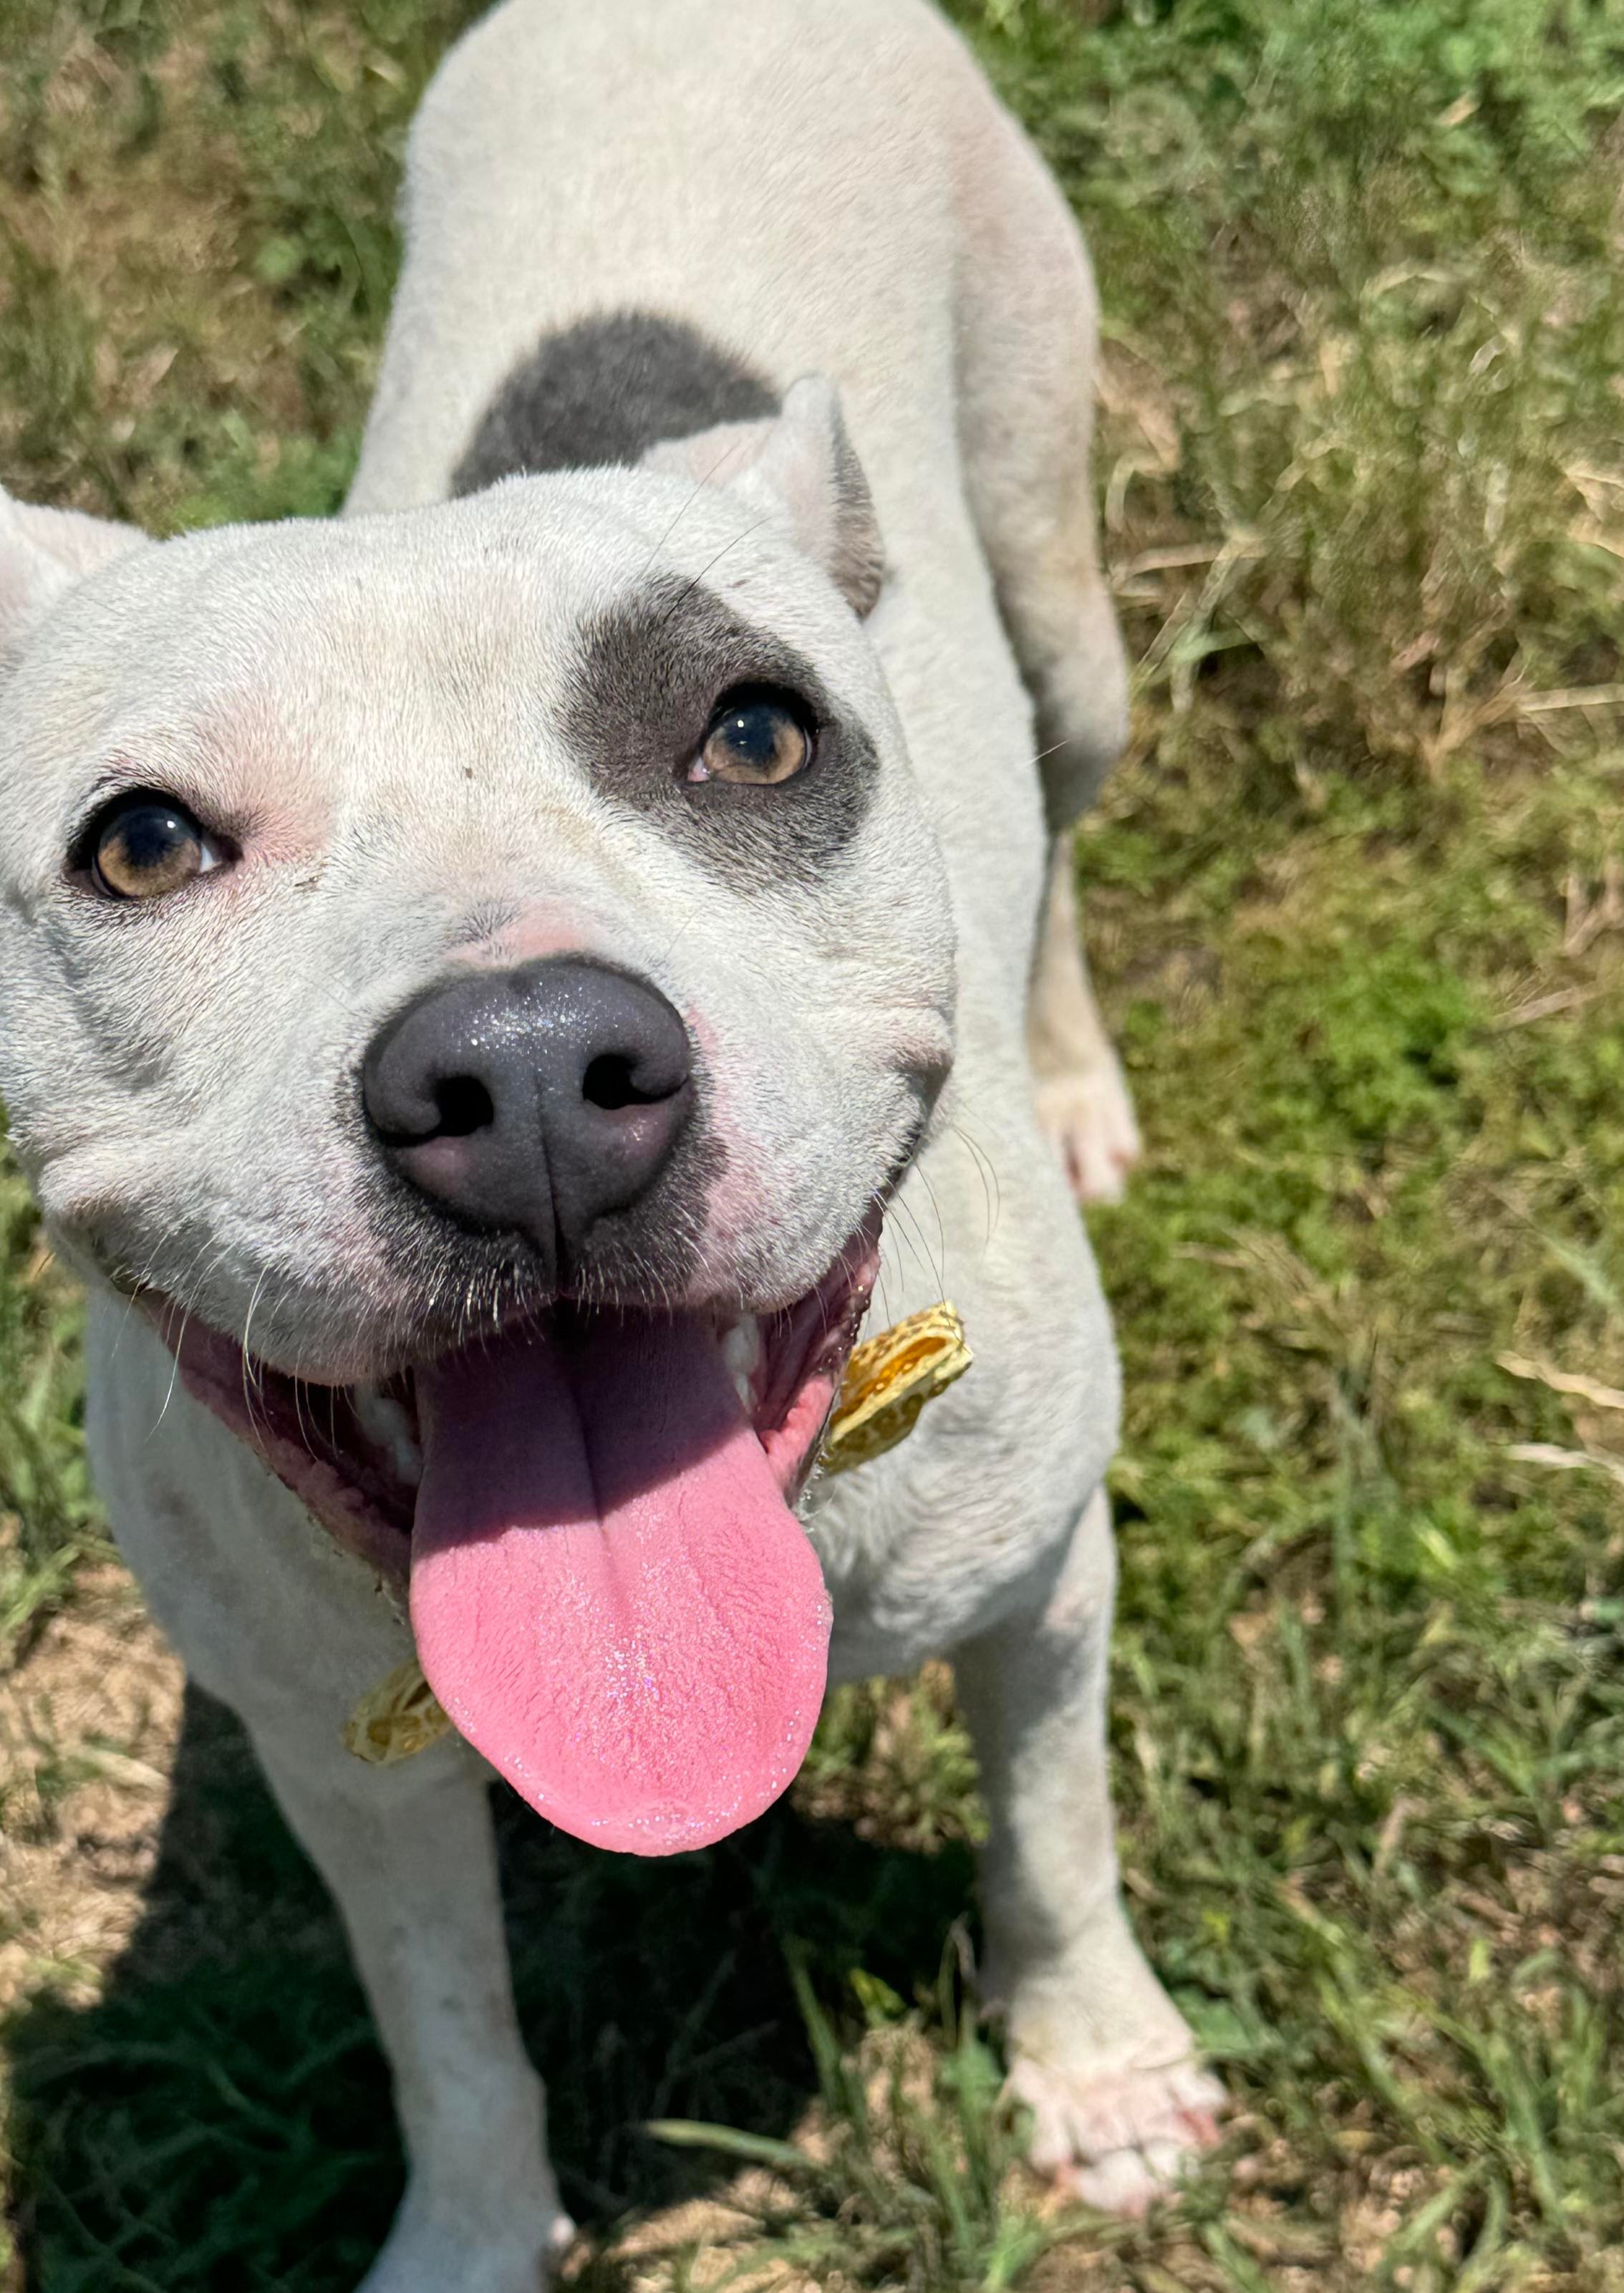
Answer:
362 957 694 1278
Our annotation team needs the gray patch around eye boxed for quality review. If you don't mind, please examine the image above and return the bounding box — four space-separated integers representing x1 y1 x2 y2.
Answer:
561 574 878 888
452 311 780 495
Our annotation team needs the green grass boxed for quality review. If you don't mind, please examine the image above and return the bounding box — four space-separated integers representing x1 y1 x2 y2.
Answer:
0 1148 101 1654
3 0 1624 2285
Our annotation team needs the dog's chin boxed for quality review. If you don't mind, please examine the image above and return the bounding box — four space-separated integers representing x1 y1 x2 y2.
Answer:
148 1216 881 1585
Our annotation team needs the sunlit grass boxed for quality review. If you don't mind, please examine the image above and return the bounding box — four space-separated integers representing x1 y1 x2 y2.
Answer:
1 0 1623 2285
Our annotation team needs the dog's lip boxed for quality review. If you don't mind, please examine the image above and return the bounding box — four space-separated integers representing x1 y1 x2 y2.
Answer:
140 1217 881 1587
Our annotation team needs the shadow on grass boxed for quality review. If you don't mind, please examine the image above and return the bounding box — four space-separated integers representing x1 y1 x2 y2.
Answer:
7 1684 974 2292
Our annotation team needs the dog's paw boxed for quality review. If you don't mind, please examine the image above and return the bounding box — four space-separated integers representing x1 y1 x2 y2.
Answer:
356 2203 576 2293
1034 1051 1142 1205
1008 2050 1224 2216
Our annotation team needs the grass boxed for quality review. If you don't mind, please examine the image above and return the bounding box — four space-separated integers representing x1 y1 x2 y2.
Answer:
2 0 1624 2284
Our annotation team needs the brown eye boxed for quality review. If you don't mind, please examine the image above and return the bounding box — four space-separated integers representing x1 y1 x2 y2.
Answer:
84 793 223 902
690 690 813 786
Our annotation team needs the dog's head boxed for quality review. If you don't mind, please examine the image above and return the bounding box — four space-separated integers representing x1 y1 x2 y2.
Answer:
0 379 955 1853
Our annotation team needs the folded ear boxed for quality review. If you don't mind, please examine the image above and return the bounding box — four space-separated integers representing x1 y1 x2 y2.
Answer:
641 375 884 618
0 490 149 675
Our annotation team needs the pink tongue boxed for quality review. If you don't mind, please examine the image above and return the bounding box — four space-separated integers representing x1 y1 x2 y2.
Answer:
410 1316 832 1856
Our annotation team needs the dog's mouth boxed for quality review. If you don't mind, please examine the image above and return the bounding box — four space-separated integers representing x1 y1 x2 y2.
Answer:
158 1220 880 1857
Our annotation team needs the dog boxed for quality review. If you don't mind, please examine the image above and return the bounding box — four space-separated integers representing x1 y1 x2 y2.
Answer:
0 0 1220 2282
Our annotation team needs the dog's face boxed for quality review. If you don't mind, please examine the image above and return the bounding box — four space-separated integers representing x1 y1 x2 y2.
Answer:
0 385 955 1855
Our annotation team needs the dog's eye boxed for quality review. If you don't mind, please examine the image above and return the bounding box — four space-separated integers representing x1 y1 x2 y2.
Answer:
83 792 224 902
690 689 813 786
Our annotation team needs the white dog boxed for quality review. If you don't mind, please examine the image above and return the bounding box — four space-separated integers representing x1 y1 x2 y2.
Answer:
0 0 1219 2282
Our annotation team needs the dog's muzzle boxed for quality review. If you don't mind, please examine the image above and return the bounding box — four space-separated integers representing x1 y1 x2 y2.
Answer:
362 955 693 1284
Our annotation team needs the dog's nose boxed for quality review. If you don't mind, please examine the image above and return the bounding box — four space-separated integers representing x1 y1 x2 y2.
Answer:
362 957 694 1275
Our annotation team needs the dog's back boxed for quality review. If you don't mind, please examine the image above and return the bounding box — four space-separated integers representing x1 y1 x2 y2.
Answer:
353 0 1125 1147
352 0 1000 544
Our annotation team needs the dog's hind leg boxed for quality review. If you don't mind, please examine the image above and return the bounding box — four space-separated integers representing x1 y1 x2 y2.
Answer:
245 1724 572 2293
952 1490 1224 2211
949 80 1126 826
949 93 1140 1202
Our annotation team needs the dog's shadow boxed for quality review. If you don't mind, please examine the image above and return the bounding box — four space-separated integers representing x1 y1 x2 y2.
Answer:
7 1682 973 2290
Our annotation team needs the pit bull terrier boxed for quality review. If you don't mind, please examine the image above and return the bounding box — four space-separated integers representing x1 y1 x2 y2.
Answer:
0 0 1220 2281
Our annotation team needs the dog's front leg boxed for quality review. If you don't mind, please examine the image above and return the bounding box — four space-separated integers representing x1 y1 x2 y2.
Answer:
953 1489 1224 2215
1028 838 1142 1207
245 1719 571 2292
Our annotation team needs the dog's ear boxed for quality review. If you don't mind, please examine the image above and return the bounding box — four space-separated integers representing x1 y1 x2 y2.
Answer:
0 489 149 676
642 375 884 617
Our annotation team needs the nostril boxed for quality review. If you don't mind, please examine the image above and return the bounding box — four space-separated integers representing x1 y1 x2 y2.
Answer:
430 1074 496 1137
581 1053 680 1111
363 958 694 1259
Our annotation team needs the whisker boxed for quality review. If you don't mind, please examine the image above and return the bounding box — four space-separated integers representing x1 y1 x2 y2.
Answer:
657 516 775 622
238 1268 274 1447
868 1189 897 1329
948 1121 1002 1255
638 437 755 581
148 1307 188 1440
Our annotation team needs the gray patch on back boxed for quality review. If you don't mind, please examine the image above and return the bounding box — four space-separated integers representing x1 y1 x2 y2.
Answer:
451 312 780 494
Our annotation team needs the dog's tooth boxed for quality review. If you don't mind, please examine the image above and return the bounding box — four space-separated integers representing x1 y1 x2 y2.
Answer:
722 1315 763 1373
722 1314 763 1411
352 1386 424 1488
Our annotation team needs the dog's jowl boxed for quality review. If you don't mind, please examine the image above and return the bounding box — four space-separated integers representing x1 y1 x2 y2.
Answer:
0 0 1218 2281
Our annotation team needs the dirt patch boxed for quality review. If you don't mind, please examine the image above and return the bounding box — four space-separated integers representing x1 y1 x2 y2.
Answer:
0 1566 182 2017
